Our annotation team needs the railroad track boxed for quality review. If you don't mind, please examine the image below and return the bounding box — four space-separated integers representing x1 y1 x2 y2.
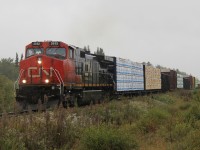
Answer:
0 110 39 118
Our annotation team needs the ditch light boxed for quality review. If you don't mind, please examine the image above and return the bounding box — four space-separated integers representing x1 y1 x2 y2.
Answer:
45 79 49 84
22 79 27 84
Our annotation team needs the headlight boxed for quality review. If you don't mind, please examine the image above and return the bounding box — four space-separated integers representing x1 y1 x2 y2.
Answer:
45 79 49 84
38 57 42 64
22 79 27 84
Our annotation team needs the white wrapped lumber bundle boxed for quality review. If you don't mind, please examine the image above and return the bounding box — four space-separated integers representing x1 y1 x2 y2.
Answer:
116 57 144 91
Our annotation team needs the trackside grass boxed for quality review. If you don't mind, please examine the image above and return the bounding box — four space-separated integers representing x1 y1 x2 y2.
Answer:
0 89 200 150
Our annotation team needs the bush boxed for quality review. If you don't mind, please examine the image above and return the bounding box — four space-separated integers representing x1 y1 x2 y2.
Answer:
173 130 200 150
0 75 15 112
124 104 143 124
184 105 200 123
41 110 78 149
154 94 175 104
180 90 193 101
165 123 192 142
193 89 200 102
179 103 191 110
137 108 170 134
0 110 78 150
0 128 26 150
80 125 138 150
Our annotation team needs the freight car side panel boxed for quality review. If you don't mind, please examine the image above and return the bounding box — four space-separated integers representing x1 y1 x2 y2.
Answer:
116 58 144 91
161 73 170 92
192 77 196 89
161 70 177 90
183 77 191 90
183 76 195 90
144 66 161 90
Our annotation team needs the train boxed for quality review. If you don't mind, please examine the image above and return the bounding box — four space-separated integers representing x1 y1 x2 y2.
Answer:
14 41 198 110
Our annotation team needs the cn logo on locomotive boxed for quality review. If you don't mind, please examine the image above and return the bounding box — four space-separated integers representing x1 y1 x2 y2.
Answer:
28 67 53 78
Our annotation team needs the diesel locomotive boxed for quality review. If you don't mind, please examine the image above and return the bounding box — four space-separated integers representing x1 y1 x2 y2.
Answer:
15 41 115 110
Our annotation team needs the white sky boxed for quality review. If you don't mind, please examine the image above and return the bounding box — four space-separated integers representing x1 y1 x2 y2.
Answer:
0 0 200 78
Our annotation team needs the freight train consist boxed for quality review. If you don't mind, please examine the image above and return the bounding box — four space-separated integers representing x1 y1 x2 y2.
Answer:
15 41 199 110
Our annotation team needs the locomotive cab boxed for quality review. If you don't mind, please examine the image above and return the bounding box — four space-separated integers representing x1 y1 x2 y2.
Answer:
25 41 72 60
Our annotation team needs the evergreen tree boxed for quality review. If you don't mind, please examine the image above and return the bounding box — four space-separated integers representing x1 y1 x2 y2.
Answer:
15 53 19 66
100 48 104 56
156 65 162 69
87 45 90 52
94 47 105 56
83 45 91 53
147 61 152 66
83 46 87 52
20 53 23 61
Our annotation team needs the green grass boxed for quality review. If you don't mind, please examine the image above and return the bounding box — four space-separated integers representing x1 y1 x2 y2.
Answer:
0 89 200 149
80 125 138 150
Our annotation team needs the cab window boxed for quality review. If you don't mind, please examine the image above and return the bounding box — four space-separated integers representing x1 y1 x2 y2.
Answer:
46 48 66 59
26 48 43 58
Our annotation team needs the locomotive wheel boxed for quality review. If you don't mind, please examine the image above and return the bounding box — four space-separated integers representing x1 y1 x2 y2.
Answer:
60 94 68 109
77 98 82 107
62 101 68 108
69 95 75 107
92 98 96 105
77 96 82 107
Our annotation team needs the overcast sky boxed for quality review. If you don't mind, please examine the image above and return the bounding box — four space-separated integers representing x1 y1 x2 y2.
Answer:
0 0 200 78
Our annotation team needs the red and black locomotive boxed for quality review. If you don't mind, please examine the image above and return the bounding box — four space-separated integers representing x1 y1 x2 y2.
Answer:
15 41 115 110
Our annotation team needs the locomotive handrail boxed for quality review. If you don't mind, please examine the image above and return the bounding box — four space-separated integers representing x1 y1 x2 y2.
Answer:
52 68 64 95
14 69 24 90
108 73 116 89
53 69 64 85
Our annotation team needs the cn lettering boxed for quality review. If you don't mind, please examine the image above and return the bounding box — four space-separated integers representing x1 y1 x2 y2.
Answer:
28 67 53 78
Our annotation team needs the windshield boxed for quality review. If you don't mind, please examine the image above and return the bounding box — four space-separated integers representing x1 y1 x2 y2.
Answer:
46 48 66 59
26 48 43 58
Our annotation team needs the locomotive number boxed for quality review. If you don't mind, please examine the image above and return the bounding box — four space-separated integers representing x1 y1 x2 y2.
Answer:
28 67 53 78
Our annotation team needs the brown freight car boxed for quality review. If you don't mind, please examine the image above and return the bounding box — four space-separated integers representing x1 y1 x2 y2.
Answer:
183 76 195 90
161 70 177 91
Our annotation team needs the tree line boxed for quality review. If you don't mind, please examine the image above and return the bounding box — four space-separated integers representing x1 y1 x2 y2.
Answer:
84 46 105 56
0 57 19 112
